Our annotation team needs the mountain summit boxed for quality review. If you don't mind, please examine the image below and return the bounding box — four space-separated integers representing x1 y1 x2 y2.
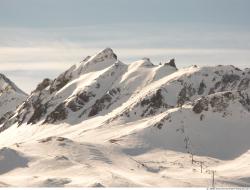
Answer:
0 74 27 125
0 74 26 95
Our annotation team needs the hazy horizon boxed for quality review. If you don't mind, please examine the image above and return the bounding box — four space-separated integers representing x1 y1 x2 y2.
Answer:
1 0 250 93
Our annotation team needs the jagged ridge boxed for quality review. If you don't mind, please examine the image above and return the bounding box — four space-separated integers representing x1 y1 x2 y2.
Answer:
0 48 249 134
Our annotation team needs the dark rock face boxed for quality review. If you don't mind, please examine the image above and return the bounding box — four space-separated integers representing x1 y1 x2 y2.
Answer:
27 102 49 124
238 78 250 91
210 93 233 112
222 91 234 99
44 103 68 124
222 74 240 84
50 78 71 94
198 81 206 95
238 91 250 111
15 101 31 125
88 88 120 117
2 96 47 127
0 117 17 133
49 67 74 94
164 59 177 68
153 115 171 129
213 74 241 91
35 78 51 92
0 111 14 125
193 91 250 114
193 97 209 114
113 53 118 60
10 77 54 125
212 97 228 112
200 114 205 121
208 71 250 95
108 88 170 122
88 94 112 117
177 85 196 106
67 91 96 112
155 122 163 129
141 89 164 108
140 89 168 117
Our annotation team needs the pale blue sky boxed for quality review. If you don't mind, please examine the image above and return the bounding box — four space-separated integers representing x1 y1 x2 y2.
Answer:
1 0 250 27
0 0 250 92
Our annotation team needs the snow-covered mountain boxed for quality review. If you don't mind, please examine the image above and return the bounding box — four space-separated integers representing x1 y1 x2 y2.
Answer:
0 48 250 187
0 48 178 129
0 74 27 126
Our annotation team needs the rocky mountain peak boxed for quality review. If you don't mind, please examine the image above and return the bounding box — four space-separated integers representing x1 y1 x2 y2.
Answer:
0 74 27 126
90 47 117 62
0 73 26 95
164 59 177 69
77 48 119 74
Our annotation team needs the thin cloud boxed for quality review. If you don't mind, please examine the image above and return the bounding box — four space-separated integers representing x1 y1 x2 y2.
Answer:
0 24 250 93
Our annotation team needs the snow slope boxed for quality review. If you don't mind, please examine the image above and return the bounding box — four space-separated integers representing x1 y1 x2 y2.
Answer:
0 48 250 187
0 74 27 126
